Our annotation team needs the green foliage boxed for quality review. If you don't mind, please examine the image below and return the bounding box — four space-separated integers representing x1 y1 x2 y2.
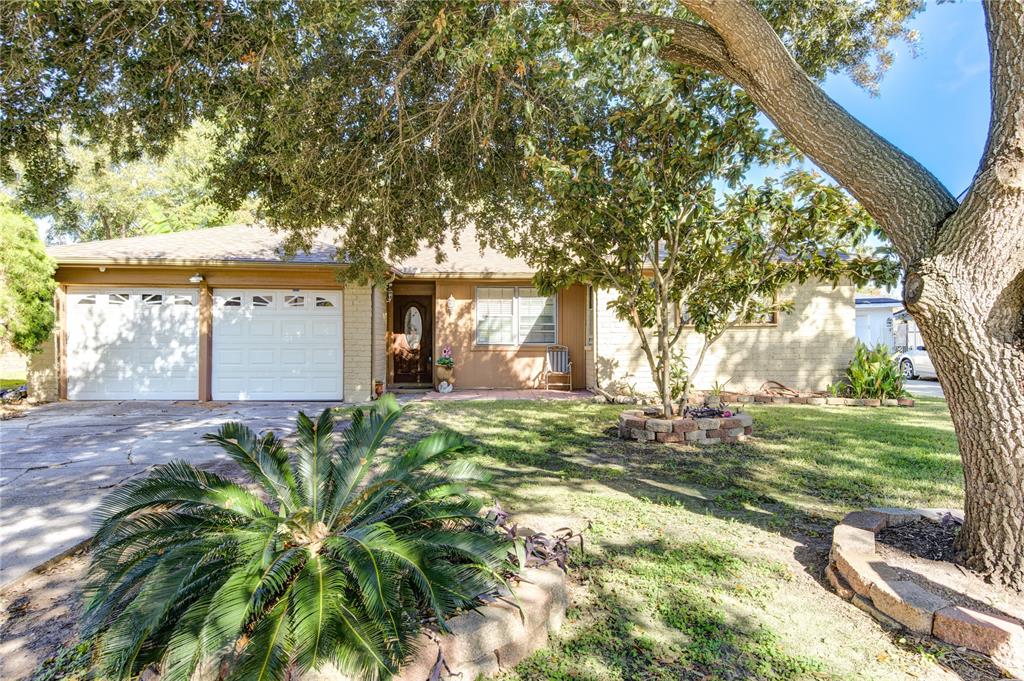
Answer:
12 123 256 242
0 201 55 353
668 350 689 402
841 342 907 399
1 1 919 279
510 34 897 412
436 356 454 368
84 396 511 681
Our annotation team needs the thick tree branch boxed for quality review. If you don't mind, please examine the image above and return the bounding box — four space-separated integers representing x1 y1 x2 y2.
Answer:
624 2 958 266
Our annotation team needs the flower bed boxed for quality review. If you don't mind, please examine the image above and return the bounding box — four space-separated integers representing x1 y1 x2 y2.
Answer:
729 392 914 407
597 391 914 408
618 409 754 445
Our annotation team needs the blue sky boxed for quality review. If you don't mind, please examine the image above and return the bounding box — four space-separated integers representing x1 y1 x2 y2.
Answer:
821 1 990 197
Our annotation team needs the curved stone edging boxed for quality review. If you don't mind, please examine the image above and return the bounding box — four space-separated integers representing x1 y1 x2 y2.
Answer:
304 565 568 680
617 410 753 445
827 508 1024 677
732 393 914 407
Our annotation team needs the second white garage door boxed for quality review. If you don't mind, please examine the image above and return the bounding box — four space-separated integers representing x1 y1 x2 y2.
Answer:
212 289 343 401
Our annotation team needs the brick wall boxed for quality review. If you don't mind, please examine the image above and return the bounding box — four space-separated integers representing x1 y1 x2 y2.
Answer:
370 284 387 390
343 285 374 402
26 334 59 403
594 280 856 394
0 349 27 378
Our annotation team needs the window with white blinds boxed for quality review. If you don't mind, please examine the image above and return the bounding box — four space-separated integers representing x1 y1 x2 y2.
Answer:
517 287 556 344
476 286 557 345
476 287 516 344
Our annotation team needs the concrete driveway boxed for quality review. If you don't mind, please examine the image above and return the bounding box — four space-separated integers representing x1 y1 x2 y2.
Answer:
906 378 945 399
0 400 341 588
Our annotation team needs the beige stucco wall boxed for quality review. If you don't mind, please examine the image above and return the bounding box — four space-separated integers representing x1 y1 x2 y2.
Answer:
593 280 856 395
343 284 374 402
431 280 587 389
26 335 59 403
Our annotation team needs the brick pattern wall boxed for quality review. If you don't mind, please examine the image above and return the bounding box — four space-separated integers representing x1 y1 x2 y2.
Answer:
594 280 856 394
0 349 27 378
370 284 387 390
26 335 58 403
343 285 374 402
585 346 596 390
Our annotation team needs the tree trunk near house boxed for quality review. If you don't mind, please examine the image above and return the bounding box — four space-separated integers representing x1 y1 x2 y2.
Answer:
633 0 1024 586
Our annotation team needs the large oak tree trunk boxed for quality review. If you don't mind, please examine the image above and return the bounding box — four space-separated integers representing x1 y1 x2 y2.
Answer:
638 0 1024 586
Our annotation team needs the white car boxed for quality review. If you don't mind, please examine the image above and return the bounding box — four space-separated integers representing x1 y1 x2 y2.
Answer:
897 346 937 379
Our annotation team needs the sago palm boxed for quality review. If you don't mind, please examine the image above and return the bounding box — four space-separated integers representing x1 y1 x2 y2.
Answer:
84 395 511 681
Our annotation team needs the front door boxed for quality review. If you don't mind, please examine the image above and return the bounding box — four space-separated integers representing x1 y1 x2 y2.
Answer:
391 295 433 384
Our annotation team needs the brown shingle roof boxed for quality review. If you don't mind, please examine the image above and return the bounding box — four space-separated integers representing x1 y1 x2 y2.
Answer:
47 224 536 277
47 225 341 266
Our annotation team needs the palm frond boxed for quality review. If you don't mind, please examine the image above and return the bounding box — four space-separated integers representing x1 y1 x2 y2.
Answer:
226 599 291 681
203 422 299 512
94 461 273 541
293 409 337 519
326 396 403 526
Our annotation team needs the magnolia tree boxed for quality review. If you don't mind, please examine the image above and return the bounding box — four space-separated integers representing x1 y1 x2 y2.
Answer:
509 53 893 415
2 0 1020 585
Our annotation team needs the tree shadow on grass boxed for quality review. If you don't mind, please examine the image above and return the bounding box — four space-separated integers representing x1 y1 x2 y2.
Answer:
387 400 998 680
513 539 827 681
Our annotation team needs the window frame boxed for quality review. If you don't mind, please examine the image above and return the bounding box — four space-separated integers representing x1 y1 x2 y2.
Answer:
474 286 558 347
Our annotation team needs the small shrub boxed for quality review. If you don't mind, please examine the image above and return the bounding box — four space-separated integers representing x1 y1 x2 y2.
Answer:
842 342 907 399
83 395 512 681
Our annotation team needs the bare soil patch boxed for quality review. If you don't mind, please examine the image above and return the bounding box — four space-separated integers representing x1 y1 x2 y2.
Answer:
876 517 959 563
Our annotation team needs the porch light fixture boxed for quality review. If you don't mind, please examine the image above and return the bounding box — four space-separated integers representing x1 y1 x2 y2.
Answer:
447 294 456 316
189 273 204 284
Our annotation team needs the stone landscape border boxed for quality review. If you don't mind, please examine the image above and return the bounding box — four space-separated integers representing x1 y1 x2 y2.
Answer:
826 507 1024 677
728 392 914 407
618 410 754 445
600 392 914 408
305 565 569 680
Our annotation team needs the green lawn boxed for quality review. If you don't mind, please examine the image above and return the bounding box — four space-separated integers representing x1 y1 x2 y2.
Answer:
378 397 965 681
1 377 26 390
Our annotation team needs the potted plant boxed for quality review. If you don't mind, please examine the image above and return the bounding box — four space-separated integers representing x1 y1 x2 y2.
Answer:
436 345 455 390
705 379 730 408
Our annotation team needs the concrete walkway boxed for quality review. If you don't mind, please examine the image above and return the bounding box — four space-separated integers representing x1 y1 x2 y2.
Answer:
417 388 594 402
0 400 340 588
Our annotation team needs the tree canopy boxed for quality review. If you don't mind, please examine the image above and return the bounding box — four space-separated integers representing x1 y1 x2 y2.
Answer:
0 0 919 278
0 200 55 354
11 123 257 242
505 42 896 413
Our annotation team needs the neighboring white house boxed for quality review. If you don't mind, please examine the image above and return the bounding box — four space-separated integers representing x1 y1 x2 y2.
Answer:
854 296 902 349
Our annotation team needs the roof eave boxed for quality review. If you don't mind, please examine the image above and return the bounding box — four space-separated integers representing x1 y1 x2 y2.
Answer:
54 257 347 269
393 269 537 280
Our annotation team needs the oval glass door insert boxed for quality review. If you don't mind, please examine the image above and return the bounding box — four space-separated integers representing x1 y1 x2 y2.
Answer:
404 306 423 350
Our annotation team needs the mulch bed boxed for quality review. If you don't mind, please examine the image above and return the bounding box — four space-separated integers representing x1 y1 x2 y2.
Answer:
875 517 961 564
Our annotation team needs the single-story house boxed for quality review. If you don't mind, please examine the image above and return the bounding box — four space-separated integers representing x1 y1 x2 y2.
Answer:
27 225 856 403
854 296 903 350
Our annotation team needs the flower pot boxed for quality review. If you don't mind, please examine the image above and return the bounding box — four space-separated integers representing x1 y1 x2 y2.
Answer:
704 396 721 409
373 381 384 400
436 365 454 387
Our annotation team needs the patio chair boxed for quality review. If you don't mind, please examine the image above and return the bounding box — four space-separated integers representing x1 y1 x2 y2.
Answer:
544 345 572 391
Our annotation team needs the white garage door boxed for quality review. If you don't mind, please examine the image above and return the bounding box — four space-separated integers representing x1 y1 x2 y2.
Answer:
66 288 199 400
212 289 343 401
